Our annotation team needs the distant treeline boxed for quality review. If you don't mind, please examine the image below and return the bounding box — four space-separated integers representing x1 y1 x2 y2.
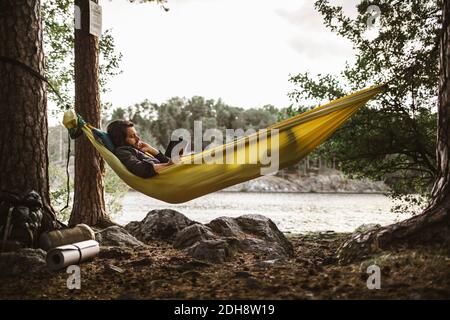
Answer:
102 96 293 150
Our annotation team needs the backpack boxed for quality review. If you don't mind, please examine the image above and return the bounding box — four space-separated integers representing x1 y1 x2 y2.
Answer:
0 190 43 249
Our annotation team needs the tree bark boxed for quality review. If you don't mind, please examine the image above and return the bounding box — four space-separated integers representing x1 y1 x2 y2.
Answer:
337 0 450 264
0 0 57 231
69 0 108 226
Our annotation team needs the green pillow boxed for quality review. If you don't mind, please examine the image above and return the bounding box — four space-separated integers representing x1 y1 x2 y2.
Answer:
92 128 116 152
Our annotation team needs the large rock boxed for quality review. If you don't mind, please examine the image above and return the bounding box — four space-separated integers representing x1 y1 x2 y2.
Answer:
173 224 218 249
0 248 47 276
123 210 293 263
207 214 294 258
125 209 195 243
96 226 145 248
237 215 293 252
238 237 290 259
185 239 237 263
207 216 243 238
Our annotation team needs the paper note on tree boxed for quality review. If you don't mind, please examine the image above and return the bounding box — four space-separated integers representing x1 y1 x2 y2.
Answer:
89 1 102 37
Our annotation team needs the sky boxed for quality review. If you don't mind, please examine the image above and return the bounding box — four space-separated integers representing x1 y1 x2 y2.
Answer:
48 0 362 126
98 0 360 111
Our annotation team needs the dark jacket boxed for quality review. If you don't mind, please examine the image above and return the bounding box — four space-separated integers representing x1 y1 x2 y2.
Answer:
114 146 170 178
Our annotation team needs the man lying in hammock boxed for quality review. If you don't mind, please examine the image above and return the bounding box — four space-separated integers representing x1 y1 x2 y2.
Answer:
107 120 182 178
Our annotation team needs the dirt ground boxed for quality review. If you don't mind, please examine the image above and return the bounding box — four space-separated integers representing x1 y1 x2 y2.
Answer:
1 232 450 300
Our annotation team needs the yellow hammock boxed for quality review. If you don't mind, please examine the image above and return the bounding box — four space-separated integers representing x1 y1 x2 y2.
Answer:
63 84 386 203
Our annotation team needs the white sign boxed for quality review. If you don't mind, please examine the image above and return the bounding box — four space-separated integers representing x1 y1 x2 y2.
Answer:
89 1 102 37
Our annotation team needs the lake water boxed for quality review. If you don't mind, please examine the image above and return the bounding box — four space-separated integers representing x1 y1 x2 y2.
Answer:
115 191 413 234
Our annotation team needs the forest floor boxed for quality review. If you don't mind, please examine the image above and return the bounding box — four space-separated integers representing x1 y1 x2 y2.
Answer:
1 232 450 300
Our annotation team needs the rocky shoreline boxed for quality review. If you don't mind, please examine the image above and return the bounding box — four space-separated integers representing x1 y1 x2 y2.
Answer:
1 209 449 299
224 171 389 194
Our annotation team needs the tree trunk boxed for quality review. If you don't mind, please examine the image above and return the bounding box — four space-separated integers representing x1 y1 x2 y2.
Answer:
337 0 450 264
0 0 57 232
69 0 108 227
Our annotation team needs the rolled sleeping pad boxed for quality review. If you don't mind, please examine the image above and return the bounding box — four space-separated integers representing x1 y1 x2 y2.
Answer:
46 240 100 271
39 224 95 251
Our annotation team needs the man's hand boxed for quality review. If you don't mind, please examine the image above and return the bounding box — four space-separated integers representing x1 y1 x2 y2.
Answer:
137 141 150 151
137 141 159 155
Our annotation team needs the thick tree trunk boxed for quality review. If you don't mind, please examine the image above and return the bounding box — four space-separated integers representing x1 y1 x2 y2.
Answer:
69 0 108 226
337 0 450 264
0 0 57 231
430 0 450 210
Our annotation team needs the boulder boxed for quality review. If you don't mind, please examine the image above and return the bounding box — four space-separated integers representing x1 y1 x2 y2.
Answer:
96 226 145 248
123 210 293 263
207 214 294 258
0 248 47 276
173 224 218 249
125 209 195 243
238 237 291 259
185 239 237 263
207 216 243 238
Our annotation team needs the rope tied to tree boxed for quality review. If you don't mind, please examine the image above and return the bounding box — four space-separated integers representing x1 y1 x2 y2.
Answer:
0 56 72 214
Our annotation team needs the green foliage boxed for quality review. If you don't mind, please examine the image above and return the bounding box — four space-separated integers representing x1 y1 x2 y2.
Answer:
43 0 167 218
42 0 123 113
104 166 130 219
48 162 129 223
390 192 429 216
130 0 169 11
108 97 278 149
289 0 440 204
48 162 73 222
